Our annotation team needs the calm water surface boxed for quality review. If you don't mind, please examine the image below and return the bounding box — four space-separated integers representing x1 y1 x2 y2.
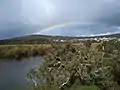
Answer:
0 57 42 90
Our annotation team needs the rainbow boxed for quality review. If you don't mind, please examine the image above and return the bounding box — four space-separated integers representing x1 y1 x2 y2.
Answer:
35 21 95 34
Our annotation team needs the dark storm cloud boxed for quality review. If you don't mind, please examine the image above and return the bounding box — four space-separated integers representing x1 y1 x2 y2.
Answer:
92 0 120 26
0 0 120 39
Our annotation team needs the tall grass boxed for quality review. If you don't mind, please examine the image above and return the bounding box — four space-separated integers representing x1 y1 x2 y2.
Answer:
0 44 53 60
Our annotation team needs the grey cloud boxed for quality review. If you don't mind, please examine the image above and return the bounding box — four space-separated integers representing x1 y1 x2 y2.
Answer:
0 0 120 39
41 24 120 36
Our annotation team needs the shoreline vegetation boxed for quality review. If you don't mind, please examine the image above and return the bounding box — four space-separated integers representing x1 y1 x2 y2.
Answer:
0 44 53 60
0 42 98 60
28 40 120 90
1 40 120 90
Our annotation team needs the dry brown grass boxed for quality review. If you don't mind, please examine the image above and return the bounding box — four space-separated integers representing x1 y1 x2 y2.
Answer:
0 44 53 60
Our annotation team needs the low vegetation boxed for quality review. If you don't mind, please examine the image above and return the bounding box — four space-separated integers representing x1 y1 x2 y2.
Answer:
0 44 53 60
28 40 120 90
1 39 120 90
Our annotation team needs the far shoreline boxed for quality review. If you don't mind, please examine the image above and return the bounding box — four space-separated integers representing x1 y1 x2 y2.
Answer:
0 44 53 60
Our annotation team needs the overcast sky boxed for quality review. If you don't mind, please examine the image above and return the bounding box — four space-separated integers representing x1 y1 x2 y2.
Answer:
0 0 120 39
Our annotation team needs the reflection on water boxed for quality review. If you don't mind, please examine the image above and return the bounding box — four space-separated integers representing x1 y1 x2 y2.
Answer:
0 57 42 90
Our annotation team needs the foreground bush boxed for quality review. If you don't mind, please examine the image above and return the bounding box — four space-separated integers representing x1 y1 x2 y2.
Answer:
98 40 120 86
28 43 118 90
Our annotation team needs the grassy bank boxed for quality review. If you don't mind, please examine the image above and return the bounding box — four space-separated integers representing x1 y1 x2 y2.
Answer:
0 43 99 60
0 44 53 60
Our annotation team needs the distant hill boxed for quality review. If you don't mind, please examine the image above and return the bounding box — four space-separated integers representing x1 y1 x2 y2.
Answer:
0 35 74 44
90 33 120 38
0 33 120 44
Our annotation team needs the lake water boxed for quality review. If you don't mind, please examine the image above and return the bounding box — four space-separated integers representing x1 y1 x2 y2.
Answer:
0 57 42 90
